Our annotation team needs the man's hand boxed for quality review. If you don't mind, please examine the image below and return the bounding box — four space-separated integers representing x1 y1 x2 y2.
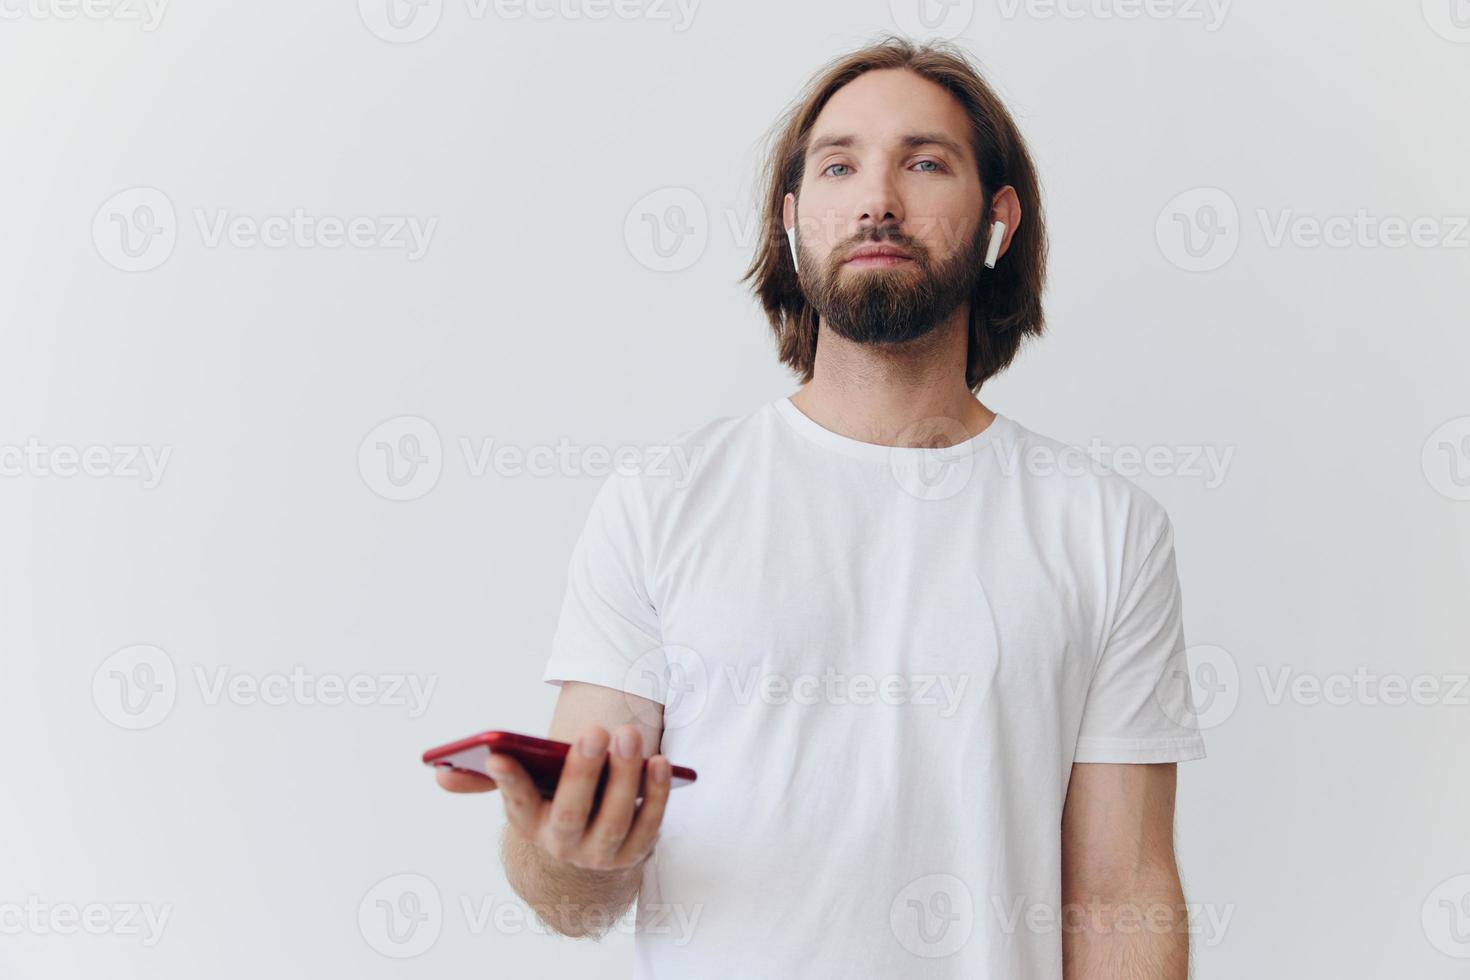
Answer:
434 682 667 938
437 722 673 873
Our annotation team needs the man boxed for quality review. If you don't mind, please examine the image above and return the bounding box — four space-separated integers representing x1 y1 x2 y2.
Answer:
438 35 1206 979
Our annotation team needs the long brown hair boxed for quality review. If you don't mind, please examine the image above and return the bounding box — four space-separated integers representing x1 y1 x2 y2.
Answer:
741 35 1047 393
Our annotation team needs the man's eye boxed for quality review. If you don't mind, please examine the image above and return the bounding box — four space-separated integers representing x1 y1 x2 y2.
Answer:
822 161 944 177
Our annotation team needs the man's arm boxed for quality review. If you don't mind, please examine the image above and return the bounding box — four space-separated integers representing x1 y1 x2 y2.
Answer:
1061 761 1190 979
437 680 668 938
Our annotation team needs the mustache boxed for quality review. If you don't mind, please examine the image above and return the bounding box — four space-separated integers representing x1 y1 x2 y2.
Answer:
831 233 927 265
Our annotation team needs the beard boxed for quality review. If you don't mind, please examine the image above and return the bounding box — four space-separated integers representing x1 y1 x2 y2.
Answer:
798 224 985 347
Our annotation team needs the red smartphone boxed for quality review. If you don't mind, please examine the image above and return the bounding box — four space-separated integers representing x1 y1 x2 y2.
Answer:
423 730 697 801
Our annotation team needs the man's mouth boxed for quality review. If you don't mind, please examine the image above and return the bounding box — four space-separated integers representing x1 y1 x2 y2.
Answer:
842 243 914 268
843 253 913 268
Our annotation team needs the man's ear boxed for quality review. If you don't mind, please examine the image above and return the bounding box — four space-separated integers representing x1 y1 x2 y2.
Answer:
989 186 1022 262
782 192 796 233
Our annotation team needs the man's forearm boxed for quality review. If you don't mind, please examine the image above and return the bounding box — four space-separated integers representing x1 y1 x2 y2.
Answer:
500 827 646 938
1061 866 1190 979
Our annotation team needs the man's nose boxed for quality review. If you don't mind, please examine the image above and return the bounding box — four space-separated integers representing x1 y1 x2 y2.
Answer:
854 168 904 231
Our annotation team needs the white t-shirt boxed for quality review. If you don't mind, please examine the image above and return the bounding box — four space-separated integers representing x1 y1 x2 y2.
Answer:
541 395 1206 979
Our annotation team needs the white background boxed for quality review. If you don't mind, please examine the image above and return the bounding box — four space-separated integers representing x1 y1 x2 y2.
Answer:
2 0 1468 976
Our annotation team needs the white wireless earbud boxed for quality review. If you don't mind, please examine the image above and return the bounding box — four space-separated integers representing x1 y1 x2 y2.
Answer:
984 220 1006 269
785 224 800 273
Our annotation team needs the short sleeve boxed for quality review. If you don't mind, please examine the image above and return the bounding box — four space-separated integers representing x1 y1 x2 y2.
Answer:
1073 514 1207 764
540 472 667 701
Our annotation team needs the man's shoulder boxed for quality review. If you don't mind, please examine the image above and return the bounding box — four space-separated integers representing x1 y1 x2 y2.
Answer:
598 399 776 503
655 402 769 459
997 416 1173 534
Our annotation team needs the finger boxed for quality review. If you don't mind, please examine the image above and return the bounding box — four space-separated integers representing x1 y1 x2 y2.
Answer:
486 753 547 839
435 766 498 793
544 724 609 857
616 755 672 866
583 724 645 866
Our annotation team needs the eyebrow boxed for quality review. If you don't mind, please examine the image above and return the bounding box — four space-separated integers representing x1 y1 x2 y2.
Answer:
806 132 969 162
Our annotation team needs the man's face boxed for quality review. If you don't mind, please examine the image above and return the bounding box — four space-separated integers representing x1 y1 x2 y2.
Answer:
787 69 987 347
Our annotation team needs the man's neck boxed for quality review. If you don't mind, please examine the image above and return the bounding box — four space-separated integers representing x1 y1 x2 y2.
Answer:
790 304 997 449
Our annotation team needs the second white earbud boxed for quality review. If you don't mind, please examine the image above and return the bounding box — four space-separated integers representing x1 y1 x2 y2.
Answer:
984 220 1006 269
